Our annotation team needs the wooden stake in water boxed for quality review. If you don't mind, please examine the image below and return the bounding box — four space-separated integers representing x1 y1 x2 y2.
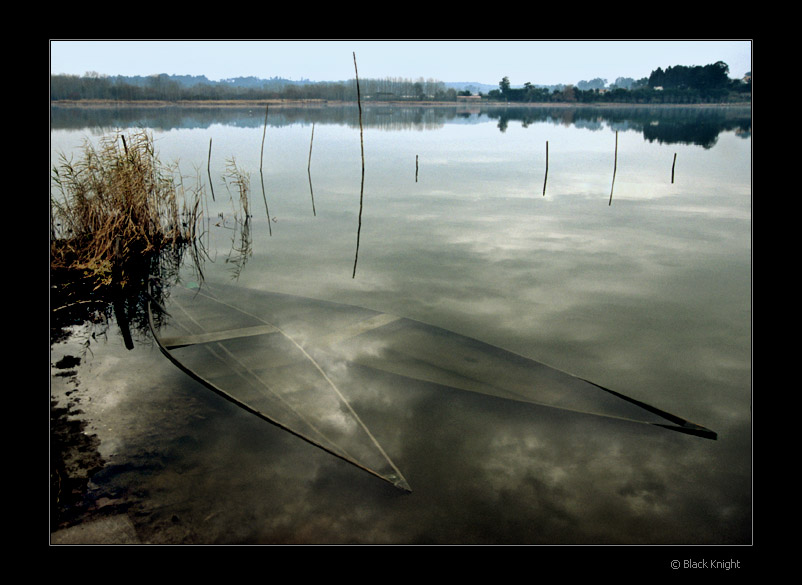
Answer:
352 52 365 279
260 104 272 236
542 140 549 196
609 131 618 206
416 154 419 183
671 152 677 184
308 123 316 216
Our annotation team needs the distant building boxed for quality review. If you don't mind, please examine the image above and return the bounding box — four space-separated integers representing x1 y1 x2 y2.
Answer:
456 95 482 102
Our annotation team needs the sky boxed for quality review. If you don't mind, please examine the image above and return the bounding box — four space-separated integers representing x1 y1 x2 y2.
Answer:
50 40 752 87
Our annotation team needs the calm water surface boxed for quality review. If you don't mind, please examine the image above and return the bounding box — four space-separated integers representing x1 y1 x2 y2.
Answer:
50 105 751 545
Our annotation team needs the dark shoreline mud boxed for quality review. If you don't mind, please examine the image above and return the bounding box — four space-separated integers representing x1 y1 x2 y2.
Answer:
49 292 144 544
50 352 131 539
49 312 238 545
50 380 106 530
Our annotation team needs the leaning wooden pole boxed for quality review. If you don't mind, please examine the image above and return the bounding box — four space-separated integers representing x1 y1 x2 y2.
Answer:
260 105 269 172
207 138 216 202
352 52 365 279
308 123 316 216
609 131 618 206
260 104 272 236
542 140 549 196
671 152 677 184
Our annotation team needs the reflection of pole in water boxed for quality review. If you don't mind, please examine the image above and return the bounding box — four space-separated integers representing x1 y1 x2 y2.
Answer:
203 138 212 251
609 131 618 206
352 52 365 279
207 138 216 202
308 123 316 216
671 152 677 184
542 140 549 196
259 104 272 236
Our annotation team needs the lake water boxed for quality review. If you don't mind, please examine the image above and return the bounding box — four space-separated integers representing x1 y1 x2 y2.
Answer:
50 104 752 546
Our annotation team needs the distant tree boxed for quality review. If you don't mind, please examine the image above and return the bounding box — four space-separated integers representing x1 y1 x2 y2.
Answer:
649 61 731 92
577 78 607 90
704 61 731 88
555 85 577 102
499 76 511 97
611 77 636 90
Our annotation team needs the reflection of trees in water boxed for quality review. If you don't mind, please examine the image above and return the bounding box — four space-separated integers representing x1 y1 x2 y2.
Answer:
484 106 752 148
642 121 721 149
52 104 751 148
50 105 449 133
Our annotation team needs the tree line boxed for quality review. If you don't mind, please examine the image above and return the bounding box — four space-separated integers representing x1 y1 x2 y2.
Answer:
50 61 750 104
490 62 750 104
49 73 457 103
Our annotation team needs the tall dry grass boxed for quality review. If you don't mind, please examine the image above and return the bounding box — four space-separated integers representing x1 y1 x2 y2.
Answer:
221 158 252 279
50 130 200 290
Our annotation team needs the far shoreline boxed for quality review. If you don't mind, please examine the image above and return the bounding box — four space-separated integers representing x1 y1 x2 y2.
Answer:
50 99 751 109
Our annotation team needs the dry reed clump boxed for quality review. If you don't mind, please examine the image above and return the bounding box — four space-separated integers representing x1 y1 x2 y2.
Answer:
50 131 200 291
221 158 253 278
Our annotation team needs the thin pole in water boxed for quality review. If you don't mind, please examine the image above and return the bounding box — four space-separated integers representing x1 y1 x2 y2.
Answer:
543 140 549 196
308 123 316 216
671 152 677 184
609 131 618 206
352 52 365 279
260 104 272 236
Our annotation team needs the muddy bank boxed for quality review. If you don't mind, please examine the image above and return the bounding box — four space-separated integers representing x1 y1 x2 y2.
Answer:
48 314 256 545
50 346 133 539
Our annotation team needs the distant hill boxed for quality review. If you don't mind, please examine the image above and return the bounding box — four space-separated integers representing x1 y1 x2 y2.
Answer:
114 75 500 93
117 74 314 89
77 74 567 96
444 81 566 95
444 81 497 95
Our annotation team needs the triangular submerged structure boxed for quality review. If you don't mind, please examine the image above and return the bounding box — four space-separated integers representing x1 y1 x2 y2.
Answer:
149 279 715 492
148 280 411 492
